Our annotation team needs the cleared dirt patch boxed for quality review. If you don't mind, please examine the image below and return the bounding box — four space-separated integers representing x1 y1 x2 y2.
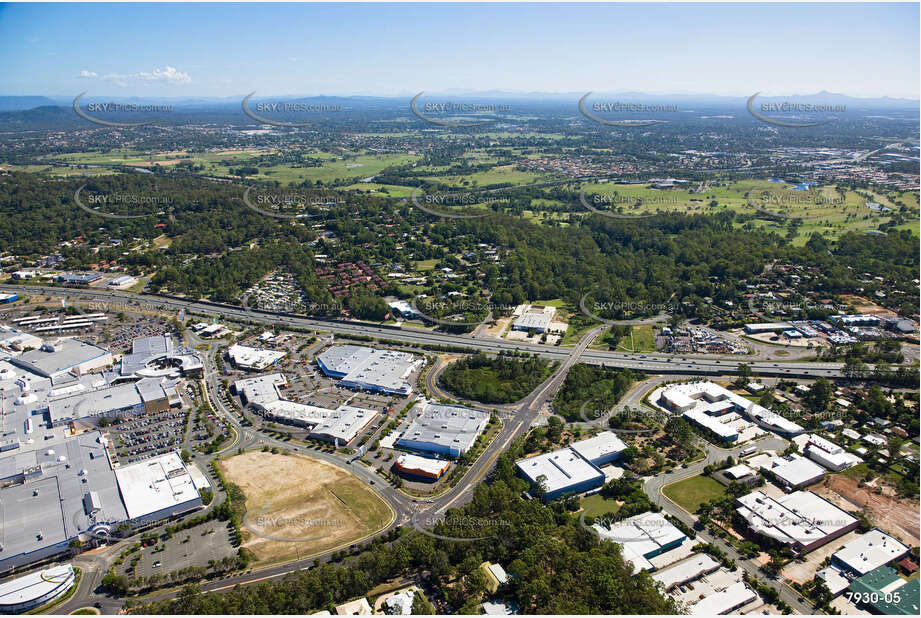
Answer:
814 474 919 546
218 451 392 565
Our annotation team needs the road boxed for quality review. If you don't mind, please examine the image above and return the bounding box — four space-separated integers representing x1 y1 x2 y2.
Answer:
644 436 815 615
0 284 855 379
4 284 835 613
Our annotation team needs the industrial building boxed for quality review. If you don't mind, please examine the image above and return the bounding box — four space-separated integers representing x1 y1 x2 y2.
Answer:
832 529 910 576
592 511 687 573
107 275 138 288
387 300 419 320
686 581 757 615
316 345 421 396
54 273 102 285
652 554 720 591
516 448 605 502
568 432 628 466
756 453 826 490
227 344 286 370
804 434 863 472
744 322 792 334
396 402 490 458
511 305 555 333
736 490 858 554
0 563 75 613
113 452 204 524
393 453 450 482
657 381 803 441
10 339 113 378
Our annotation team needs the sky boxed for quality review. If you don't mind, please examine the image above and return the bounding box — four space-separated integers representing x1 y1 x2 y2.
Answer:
0 2 918 99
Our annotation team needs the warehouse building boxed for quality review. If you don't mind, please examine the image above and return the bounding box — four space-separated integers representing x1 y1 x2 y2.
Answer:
744 322 792 334
804 434 863 472
758 453 826 490
736 490 858 554
686 581 757 615
113 452 204 524
393 453 450 482
568 432 627 466
396 402 489 458
652 553 720 591
832 529 910 576
511 305 555 333
0 563 75 613
592 511 687 573
516 448 605 502
10 339 113 378
316 345 421 396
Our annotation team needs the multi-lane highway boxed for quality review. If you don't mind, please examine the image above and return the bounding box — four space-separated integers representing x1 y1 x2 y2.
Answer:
0 284 854 379
0 283 858 613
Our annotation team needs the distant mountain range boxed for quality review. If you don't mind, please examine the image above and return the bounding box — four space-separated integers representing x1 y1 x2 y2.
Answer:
0 91 917 113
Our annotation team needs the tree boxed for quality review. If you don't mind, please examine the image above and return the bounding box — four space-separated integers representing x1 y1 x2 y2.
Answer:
734 363 753 387
664 417 694 451
803 377 833 413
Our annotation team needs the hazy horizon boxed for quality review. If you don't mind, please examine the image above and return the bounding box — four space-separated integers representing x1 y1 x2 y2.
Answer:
1 2 918 99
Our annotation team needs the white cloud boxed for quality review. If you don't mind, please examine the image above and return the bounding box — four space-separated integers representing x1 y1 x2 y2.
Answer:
288 57 298 62
103 65 192 86
77 70 97 78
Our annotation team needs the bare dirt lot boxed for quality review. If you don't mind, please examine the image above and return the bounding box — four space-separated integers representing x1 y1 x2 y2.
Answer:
814 474 919 546
218 451 392 566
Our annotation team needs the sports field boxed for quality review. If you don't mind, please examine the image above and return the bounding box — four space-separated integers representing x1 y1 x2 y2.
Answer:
662 474 725 513
218 451 392 566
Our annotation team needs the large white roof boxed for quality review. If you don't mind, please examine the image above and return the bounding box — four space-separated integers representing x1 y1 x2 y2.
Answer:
833 529 909 575
228 344 286 369
592 511 686 573
516 448 603 494
736 490 857 549
114 452 200 519
652 553 719 590
569 432 627 464
687 581 756 615
0 564 74 607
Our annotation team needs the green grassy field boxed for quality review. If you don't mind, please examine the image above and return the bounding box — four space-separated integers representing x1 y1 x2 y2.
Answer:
662 475 725 513
577 179 918 243
624 325 657 352
424 164 547 188
581 494 622 518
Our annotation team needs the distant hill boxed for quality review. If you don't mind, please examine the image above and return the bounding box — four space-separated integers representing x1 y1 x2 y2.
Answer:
0 96 59 112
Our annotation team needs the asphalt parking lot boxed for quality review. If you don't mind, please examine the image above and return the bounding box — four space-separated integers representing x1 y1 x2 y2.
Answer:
107 407 189 463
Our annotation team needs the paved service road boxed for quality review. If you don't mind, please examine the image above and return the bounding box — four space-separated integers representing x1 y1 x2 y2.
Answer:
644 436 815 615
